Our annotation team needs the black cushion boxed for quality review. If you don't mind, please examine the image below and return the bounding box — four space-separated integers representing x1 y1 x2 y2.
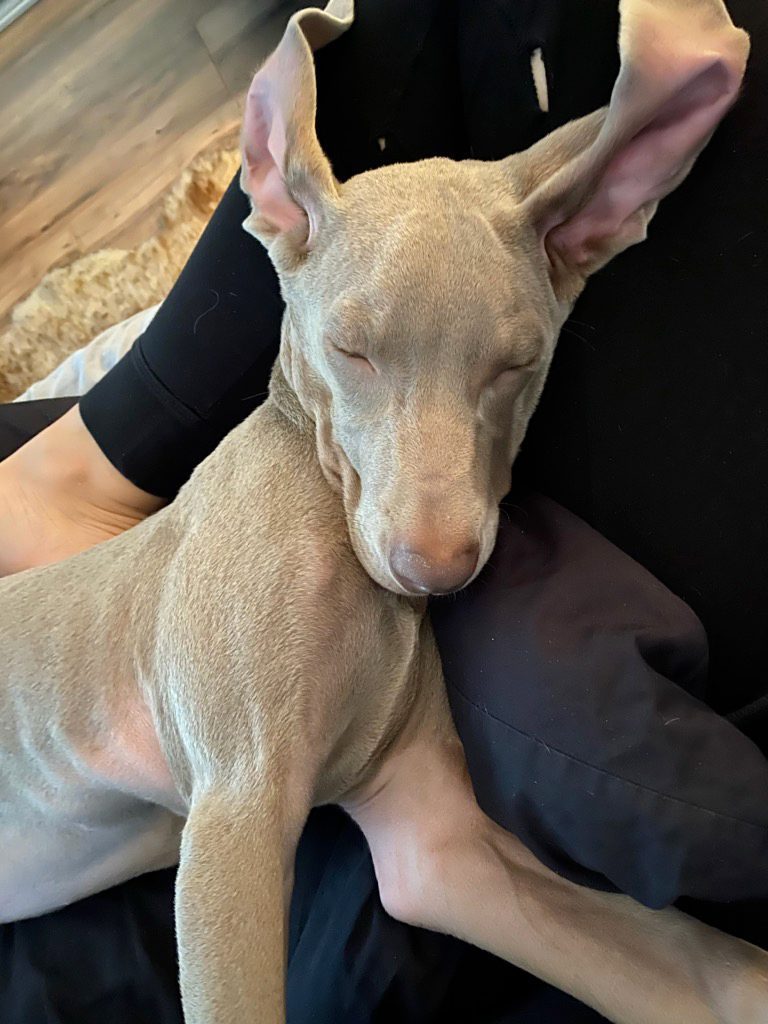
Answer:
433 490 768 909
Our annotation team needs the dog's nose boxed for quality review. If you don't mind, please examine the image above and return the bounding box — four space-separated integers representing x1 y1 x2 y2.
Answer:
388 538 480 595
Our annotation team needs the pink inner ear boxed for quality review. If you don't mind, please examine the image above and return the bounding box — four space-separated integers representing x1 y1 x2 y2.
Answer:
242 74 308 235
548 56 741 266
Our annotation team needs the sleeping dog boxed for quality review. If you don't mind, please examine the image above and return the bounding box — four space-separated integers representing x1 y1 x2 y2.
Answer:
2 1 766 1021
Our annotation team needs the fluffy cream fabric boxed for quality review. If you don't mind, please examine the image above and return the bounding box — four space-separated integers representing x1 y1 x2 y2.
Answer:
0 143 240 402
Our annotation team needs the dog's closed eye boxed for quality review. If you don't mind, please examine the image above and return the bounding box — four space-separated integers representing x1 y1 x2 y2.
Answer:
332 346 378 374
494 367 527 385
490 354 539 384
486 371 529 403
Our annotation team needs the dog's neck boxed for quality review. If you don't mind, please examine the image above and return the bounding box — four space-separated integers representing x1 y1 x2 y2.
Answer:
268 358 313 435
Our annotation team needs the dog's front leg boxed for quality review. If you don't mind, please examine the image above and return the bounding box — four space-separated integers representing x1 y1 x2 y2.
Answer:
346 697 768 1024
175 786 302 1024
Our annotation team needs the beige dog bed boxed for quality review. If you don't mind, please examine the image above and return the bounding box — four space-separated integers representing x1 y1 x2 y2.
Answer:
0 144 240 403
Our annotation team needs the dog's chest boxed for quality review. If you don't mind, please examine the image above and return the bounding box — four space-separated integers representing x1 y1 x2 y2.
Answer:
81 690 182 810
0 673 184 922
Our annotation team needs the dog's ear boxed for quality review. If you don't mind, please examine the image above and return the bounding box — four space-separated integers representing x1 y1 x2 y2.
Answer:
240 0 353 247
511 0 749 296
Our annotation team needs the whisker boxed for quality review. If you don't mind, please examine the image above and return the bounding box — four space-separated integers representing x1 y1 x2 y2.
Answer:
560 324 596 352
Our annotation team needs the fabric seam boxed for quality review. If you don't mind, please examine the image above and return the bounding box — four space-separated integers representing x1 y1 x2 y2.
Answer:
131 338 205 428
449 682 768 833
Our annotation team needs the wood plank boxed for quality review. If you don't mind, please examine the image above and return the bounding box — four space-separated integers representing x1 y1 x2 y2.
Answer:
196 0 266 57
0 0 246 326
196 0 305 95
0 0 45 35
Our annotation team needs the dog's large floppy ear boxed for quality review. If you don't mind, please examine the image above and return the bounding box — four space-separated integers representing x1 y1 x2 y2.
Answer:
241 0 353 245
517 0 749 293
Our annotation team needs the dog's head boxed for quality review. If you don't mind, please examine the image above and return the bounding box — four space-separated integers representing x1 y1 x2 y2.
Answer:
241 0 748 596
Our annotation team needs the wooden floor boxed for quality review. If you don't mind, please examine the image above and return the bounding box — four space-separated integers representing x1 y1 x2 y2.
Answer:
0 0 303 326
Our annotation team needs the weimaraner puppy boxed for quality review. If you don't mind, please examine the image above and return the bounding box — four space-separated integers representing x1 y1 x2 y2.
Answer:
1 1 765 1022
